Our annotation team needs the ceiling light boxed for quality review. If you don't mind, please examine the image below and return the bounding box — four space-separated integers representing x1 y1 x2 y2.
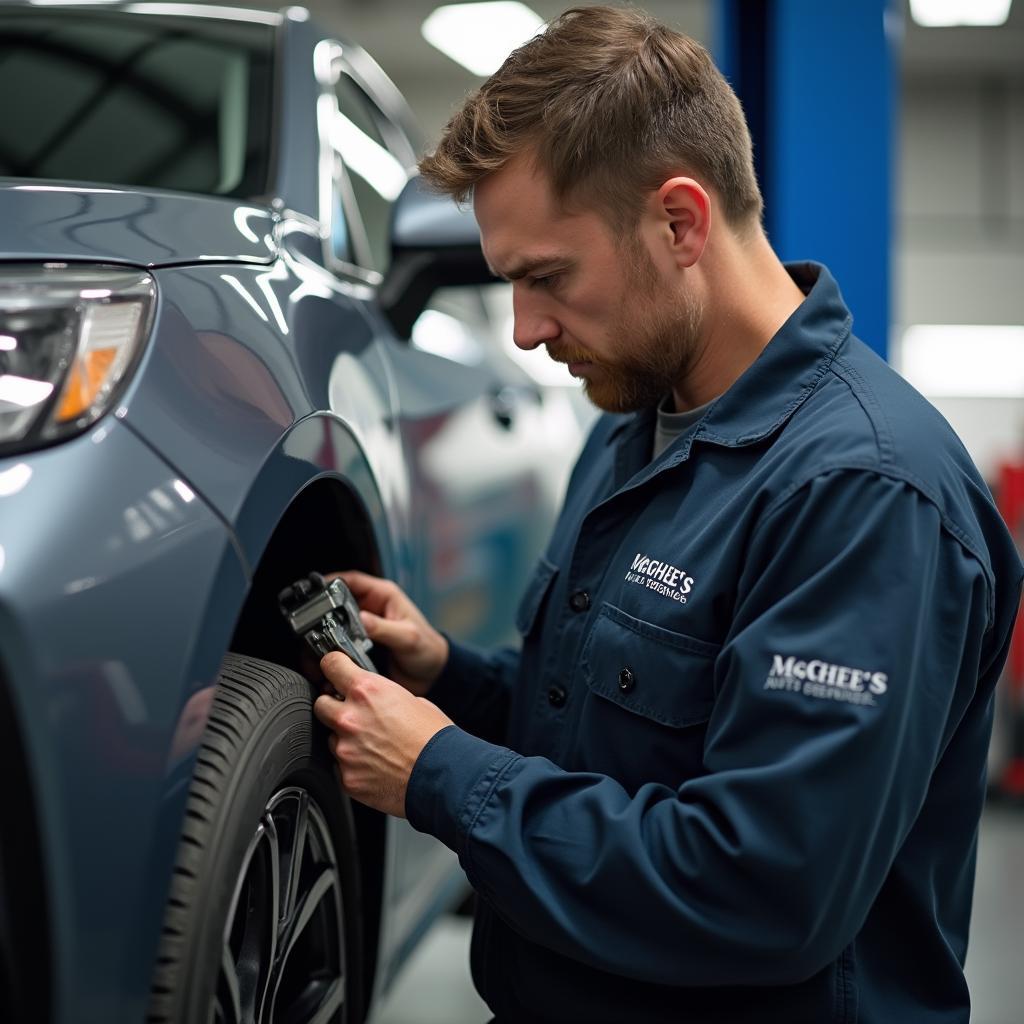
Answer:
422 2 545 76
897 324 1024 397
909 0 1012 26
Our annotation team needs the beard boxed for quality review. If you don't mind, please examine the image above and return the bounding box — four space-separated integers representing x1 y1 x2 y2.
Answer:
548 244 706 414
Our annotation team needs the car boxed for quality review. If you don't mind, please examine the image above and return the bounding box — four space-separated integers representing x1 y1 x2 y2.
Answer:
0 4 581 1022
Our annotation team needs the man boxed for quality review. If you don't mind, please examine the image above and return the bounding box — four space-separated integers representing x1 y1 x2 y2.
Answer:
313 7 1024 1022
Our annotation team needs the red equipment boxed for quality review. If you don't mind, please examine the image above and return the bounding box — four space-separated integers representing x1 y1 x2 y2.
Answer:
996 461 1024 796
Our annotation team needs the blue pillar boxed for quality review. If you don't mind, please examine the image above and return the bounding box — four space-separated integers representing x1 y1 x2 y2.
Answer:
714 0 898 359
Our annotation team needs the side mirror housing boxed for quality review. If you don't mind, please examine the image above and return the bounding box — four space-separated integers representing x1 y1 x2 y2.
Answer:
380 175 495 338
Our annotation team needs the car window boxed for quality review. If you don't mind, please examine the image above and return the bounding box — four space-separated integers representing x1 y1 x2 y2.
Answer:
332 73 408 274
0 11 273 197
329 151 355 265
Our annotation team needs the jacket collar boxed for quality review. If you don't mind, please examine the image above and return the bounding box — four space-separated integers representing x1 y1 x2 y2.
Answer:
607 261 853 452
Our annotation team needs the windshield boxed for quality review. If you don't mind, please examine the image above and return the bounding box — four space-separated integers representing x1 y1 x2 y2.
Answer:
0 10 274 197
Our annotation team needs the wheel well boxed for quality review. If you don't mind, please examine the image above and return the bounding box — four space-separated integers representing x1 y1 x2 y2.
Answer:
230 477 384 669
229 477 389 1023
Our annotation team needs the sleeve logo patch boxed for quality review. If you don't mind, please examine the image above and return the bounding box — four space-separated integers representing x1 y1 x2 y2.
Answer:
765 654 888 707
624 552 695 604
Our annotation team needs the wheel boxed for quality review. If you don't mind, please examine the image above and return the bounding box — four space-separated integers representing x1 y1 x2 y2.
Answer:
148 654 363 1024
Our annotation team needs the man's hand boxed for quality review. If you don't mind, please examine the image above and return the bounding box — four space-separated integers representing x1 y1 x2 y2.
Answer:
325 571 448 696
313 651 453 818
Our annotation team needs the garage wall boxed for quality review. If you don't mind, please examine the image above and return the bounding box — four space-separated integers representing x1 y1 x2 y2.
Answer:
897 79 1024 328
896 11 1024 481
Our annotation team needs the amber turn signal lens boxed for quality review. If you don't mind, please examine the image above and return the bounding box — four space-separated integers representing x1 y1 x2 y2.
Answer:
56 348 118 422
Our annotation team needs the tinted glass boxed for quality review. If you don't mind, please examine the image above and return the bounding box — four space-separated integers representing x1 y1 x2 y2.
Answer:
0 11 273 197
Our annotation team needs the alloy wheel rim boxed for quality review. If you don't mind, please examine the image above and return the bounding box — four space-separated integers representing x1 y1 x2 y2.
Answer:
212 786 346 1024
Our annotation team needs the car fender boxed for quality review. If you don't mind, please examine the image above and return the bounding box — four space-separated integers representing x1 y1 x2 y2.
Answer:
121 262 410 582
230 411 408 586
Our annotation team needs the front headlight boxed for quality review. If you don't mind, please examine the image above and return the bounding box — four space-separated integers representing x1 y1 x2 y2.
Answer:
0 264 155 455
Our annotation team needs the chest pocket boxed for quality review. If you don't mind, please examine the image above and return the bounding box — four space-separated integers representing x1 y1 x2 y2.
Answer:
575 602 719 793
515 556 559 637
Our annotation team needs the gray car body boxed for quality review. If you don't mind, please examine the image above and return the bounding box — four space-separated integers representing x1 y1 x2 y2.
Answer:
0 6 574 1021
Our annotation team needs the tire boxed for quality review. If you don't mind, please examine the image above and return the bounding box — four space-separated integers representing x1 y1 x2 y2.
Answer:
148 653 363 1024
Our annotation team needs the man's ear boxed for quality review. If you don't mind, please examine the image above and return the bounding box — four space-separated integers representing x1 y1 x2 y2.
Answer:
651 177 710 268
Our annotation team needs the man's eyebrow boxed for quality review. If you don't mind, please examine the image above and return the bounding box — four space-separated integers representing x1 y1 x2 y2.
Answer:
487 254 572 282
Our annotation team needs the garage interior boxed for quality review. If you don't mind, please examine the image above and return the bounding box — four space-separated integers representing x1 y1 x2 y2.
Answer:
249 2 1024 1022
1 1 1021 1021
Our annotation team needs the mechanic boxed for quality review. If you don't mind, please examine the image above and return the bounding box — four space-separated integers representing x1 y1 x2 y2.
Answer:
313 7 1024 1023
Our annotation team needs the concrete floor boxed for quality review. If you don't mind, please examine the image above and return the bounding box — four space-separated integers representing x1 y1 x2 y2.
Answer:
369 803 1024 1024
964 804 1024 1024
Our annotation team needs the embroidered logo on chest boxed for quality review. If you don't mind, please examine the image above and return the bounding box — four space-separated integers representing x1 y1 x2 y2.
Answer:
624 552 695 604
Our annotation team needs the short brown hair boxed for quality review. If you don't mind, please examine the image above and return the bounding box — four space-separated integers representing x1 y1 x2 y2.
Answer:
419 5 763 235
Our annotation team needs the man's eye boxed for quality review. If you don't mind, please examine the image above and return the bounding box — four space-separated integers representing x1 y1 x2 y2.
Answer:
530 273 560 290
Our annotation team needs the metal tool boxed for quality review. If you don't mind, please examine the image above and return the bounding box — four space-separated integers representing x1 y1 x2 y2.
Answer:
278 572 375 671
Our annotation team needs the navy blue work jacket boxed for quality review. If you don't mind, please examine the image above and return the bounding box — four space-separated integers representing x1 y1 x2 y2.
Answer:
406 263 1024 1024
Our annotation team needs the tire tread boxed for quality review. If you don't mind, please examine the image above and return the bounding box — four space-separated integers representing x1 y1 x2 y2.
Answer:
147 653 359 1024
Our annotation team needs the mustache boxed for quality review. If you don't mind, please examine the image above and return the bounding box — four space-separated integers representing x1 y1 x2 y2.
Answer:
546 344 595 365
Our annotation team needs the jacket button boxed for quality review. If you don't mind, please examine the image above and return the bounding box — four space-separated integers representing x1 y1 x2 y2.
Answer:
618 667 635 693
548 686 567 708
569 590 591 612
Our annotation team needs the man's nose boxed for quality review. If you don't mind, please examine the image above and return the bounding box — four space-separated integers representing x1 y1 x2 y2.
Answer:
511 287 560 351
